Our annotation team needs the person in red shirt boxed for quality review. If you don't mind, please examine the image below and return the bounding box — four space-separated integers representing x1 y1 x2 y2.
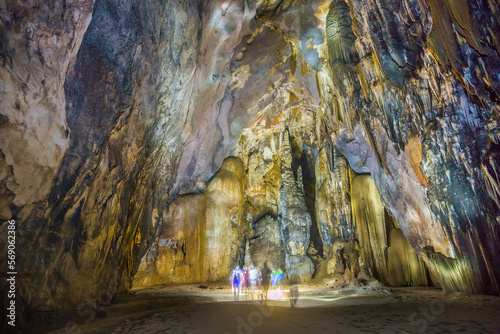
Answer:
242 266 250 296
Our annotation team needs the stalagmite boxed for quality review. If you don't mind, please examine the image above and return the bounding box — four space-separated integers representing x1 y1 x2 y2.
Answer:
277 130 314 281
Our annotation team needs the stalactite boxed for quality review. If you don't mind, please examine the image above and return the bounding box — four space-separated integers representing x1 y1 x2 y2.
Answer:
352 174 430 287
351 175 389 283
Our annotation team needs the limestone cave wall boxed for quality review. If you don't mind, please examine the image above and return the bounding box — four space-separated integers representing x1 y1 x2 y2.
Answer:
135 124 431 290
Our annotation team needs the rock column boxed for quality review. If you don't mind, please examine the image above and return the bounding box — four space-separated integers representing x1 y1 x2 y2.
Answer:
277 130 314 281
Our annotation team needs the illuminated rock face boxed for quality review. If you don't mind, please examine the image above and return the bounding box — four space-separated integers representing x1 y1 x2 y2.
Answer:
133 157 246 287
250 215 286 272
324 0 500 294
1 0 499 324
315 146 354 255
0 0 95 221
351 175 428 287
277 131 314 281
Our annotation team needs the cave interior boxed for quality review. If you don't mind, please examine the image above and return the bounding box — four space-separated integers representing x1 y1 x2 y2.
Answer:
0 0 500 332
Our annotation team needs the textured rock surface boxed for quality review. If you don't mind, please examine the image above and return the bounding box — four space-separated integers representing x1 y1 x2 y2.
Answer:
315 145 354 255
325 0 500 294
1 0 499 328
133 157 246 287
277 130 314 281
249 215 286 271
1 0 206 319
352 174 429 287
0 0 95 221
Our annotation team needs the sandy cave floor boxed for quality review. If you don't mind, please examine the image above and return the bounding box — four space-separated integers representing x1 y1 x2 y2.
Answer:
31 283 500 334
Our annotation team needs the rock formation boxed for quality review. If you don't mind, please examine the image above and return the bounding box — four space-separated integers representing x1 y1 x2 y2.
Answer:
1 0 499 328
133 157 246 287
277 130 314 281
352 174 428 287
249 215 286 272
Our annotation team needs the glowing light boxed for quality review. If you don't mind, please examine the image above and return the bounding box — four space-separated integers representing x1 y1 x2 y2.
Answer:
267 289 286 300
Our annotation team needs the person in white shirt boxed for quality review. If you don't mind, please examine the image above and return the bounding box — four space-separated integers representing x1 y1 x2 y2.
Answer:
248 265 259 301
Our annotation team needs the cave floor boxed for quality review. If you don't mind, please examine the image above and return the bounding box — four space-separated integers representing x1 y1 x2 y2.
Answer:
35 283 500 334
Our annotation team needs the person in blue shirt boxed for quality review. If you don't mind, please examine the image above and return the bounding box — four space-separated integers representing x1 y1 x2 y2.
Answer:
230 265 244 301
271 268 284 290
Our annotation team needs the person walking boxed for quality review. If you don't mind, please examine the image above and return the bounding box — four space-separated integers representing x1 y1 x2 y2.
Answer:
260 262 271 302
242 266 249 296
248 265 259 301
230 265 243 301
271 268 284 290
289 276 299 308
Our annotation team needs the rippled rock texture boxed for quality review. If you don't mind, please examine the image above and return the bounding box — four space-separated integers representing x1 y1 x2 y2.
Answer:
1 0 499 327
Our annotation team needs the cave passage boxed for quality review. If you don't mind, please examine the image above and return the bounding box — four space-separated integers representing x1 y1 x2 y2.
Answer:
1 0 500 333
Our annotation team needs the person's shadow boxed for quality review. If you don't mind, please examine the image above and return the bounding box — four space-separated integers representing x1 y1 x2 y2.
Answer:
260 262 271 303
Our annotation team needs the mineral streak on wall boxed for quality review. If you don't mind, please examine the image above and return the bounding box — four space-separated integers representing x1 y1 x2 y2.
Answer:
351 175 429 287
351 175 389 283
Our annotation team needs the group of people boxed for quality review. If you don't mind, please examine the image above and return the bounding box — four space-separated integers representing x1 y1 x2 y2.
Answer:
230 263 286 301
230 264 261 301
